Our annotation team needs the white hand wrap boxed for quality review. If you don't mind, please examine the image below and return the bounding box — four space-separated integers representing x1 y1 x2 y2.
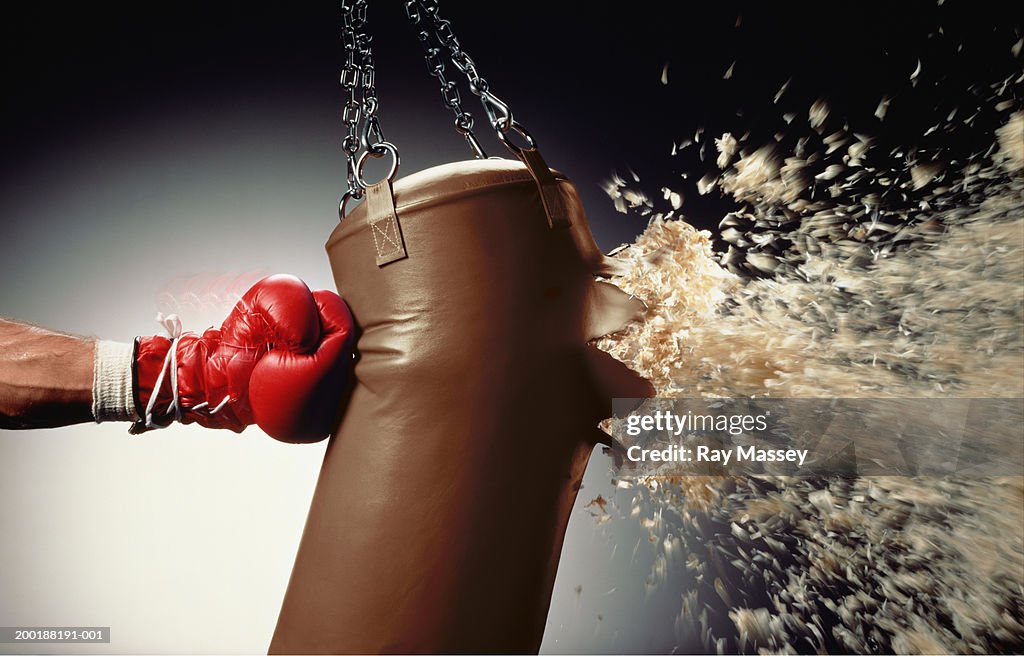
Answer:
91 339 139 423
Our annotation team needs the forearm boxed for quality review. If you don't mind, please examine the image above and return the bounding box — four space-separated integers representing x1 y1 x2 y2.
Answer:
0 318 96 428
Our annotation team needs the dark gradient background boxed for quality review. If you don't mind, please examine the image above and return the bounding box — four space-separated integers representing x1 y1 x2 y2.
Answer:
1 2 1019 653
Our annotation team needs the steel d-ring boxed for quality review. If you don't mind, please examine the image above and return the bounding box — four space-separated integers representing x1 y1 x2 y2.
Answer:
355 141 400 189
495 119 537 155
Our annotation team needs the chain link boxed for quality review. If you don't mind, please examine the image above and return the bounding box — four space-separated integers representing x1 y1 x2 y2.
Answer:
340 0 397 216
340 2 364 198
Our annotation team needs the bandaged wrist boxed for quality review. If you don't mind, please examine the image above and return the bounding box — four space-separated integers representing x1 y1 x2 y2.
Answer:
91 339 139 423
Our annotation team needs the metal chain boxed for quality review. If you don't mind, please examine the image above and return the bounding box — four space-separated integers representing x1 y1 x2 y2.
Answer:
355 27 385 151
340 1 365 201
404 0 536 158
340 0 398 217
338 0 535 216
404 0 485 158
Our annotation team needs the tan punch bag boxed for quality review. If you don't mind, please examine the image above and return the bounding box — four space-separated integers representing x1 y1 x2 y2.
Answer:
270 2 651 653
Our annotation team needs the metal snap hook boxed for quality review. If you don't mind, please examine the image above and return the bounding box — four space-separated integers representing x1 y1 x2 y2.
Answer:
479 90 513 133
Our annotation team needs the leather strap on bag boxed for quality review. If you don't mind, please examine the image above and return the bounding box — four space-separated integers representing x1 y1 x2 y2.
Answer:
516 147 570 230
365 179 408 267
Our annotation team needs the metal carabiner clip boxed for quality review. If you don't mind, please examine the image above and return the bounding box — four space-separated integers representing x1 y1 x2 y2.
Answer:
478 90 513 133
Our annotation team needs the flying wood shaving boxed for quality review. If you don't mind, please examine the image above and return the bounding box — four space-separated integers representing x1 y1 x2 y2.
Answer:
661 187 684 209
715 133 738 169
995 111 1024 173
910 162 943 189
875 95 892 121
696 174 718 195
809 99 830 130
586 494 609 515
773 78 791 104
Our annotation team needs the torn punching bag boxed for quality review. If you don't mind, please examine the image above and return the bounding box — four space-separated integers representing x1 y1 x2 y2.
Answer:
269 153 652 654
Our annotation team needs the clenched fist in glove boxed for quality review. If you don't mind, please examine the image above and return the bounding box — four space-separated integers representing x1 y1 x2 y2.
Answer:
121 275 355 441
0 275 355 442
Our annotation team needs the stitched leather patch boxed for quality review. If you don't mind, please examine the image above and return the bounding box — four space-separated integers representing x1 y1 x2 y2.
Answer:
365 180 407 266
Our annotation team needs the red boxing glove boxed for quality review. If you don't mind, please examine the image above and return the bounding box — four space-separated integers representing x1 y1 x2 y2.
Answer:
126 275 355 443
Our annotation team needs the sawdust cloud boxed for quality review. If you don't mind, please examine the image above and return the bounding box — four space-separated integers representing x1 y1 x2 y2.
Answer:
594 38 1024 654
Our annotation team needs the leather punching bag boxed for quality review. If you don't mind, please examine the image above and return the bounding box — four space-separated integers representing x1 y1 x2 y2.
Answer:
270 154 651 654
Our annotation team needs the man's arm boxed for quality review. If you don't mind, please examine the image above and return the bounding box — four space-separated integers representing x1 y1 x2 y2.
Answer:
0 319 95 429
0 275 356 440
